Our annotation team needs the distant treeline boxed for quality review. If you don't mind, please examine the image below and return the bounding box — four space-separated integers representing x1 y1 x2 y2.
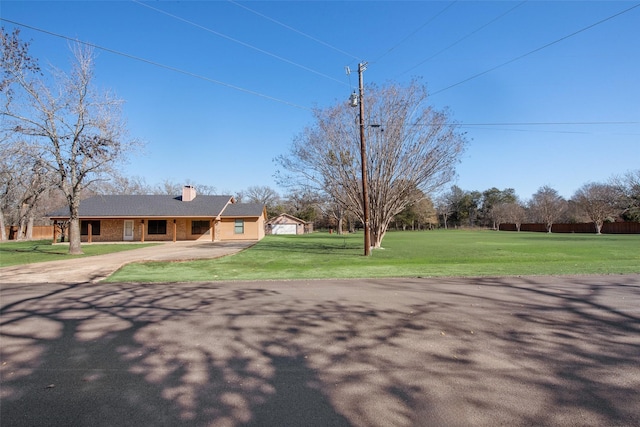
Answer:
498 222 640 234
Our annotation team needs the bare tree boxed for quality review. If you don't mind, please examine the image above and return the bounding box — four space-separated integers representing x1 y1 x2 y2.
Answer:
277 80 466 248
434 193 452 229
92 174 151 195
572 182 623 234
1 140 65 241
611 169 640 222
528 186 567 233
153 180 184 196
318 198 348 234
491 201 527 231
2 32 139 254
151 180 217 196
195 184 218 196
480 187 517 228
507 202 527 232
283 188 321 222
244 185 280 206
489 203 510 231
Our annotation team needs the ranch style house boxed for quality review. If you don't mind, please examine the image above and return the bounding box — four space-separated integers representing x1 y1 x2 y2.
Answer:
48 186 267 243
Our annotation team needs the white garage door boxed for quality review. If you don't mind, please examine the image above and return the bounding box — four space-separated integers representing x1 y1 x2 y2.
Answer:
272 224 297 234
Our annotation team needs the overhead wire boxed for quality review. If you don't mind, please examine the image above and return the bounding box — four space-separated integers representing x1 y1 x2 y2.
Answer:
430 2 640 96
447 121 639 126
132 0 348 87
0 18 313 111
223 0 361 91
455 122 640 135
4 1 638 120
373 121 639 135
371 1 459 65
397 1 528 78
226 0 361 62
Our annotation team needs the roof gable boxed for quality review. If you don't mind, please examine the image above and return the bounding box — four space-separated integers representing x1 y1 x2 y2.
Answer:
266 213 308 225
220 203 266 218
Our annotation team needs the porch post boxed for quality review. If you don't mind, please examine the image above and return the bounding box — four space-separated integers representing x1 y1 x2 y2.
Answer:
87 222 92 243
53 220 58 243
173 219 177 242
141 220 145 242
211 219 215 241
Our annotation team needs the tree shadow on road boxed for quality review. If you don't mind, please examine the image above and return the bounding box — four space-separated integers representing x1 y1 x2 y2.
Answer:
1 275 639 426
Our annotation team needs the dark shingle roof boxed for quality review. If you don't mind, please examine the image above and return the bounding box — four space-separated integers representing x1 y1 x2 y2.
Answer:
220 203 265 218
49 195 234 218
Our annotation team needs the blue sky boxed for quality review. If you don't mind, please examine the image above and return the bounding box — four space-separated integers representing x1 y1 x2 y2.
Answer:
2 1 639 201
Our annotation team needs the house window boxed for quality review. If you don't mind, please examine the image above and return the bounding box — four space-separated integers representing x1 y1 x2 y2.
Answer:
234 219 244 234
81 220 101 236
191 220 210 234
148 220 167 235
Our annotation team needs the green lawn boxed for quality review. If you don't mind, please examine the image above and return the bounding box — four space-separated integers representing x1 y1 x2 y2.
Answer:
107 230 640 282
0 240 159 267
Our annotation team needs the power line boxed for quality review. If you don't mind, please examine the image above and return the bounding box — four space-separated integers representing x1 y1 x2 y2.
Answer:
398 1 528 78
0 18 312 111
431 3 640 96
372 1 458 65
453 121 638 126
397 121 639 135
227 0 361 62
132 0 348 87
457 127 639 136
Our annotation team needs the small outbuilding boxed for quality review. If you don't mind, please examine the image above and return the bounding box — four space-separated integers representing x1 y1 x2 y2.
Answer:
266 213 312 235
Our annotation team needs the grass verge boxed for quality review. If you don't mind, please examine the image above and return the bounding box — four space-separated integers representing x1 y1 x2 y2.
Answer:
106 230 640 282
0 240 159 267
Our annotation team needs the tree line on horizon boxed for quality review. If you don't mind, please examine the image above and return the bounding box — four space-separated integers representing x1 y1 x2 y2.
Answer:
435 171 640 234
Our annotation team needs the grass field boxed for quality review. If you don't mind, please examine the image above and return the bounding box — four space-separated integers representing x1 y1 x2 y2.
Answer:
0 240 158 267
106 230 640 282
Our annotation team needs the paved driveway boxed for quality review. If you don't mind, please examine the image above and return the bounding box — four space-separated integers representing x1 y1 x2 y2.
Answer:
0 240 256 284
1 274 639 426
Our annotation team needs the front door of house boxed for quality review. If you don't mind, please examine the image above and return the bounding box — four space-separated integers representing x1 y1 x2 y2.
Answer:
124 220 134 241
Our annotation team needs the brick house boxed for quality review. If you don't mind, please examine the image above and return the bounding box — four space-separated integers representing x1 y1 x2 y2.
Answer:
48 186 267 243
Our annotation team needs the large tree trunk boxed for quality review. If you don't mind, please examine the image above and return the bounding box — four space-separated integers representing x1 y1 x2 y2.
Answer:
595 220 603 235
25 216 33 240
68 217 83 254
371 223 387 249
0 209 6 241
17 217 27 240
68 196 83 254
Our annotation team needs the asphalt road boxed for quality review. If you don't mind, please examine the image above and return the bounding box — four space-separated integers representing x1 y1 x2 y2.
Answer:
1 274 639 426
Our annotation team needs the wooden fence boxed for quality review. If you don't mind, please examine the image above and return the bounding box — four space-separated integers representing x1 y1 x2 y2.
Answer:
4 225 55 240
499 222 640 234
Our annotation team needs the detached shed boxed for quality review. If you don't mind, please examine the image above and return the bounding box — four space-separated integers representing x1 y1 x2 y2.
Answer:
267 214 312 235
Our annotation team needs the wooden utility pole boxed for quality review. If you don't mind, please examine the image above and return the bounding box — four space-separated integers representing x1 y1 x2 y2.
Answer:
358 62 371 256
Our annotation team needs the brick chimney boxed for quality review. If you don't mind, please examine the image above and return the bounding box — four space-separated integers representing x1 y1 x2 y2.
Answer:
182 185 196 202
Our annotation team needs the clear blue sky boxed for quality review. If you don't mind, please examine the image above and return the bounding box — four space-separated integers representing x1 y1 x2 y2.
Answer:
2 1 639 201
